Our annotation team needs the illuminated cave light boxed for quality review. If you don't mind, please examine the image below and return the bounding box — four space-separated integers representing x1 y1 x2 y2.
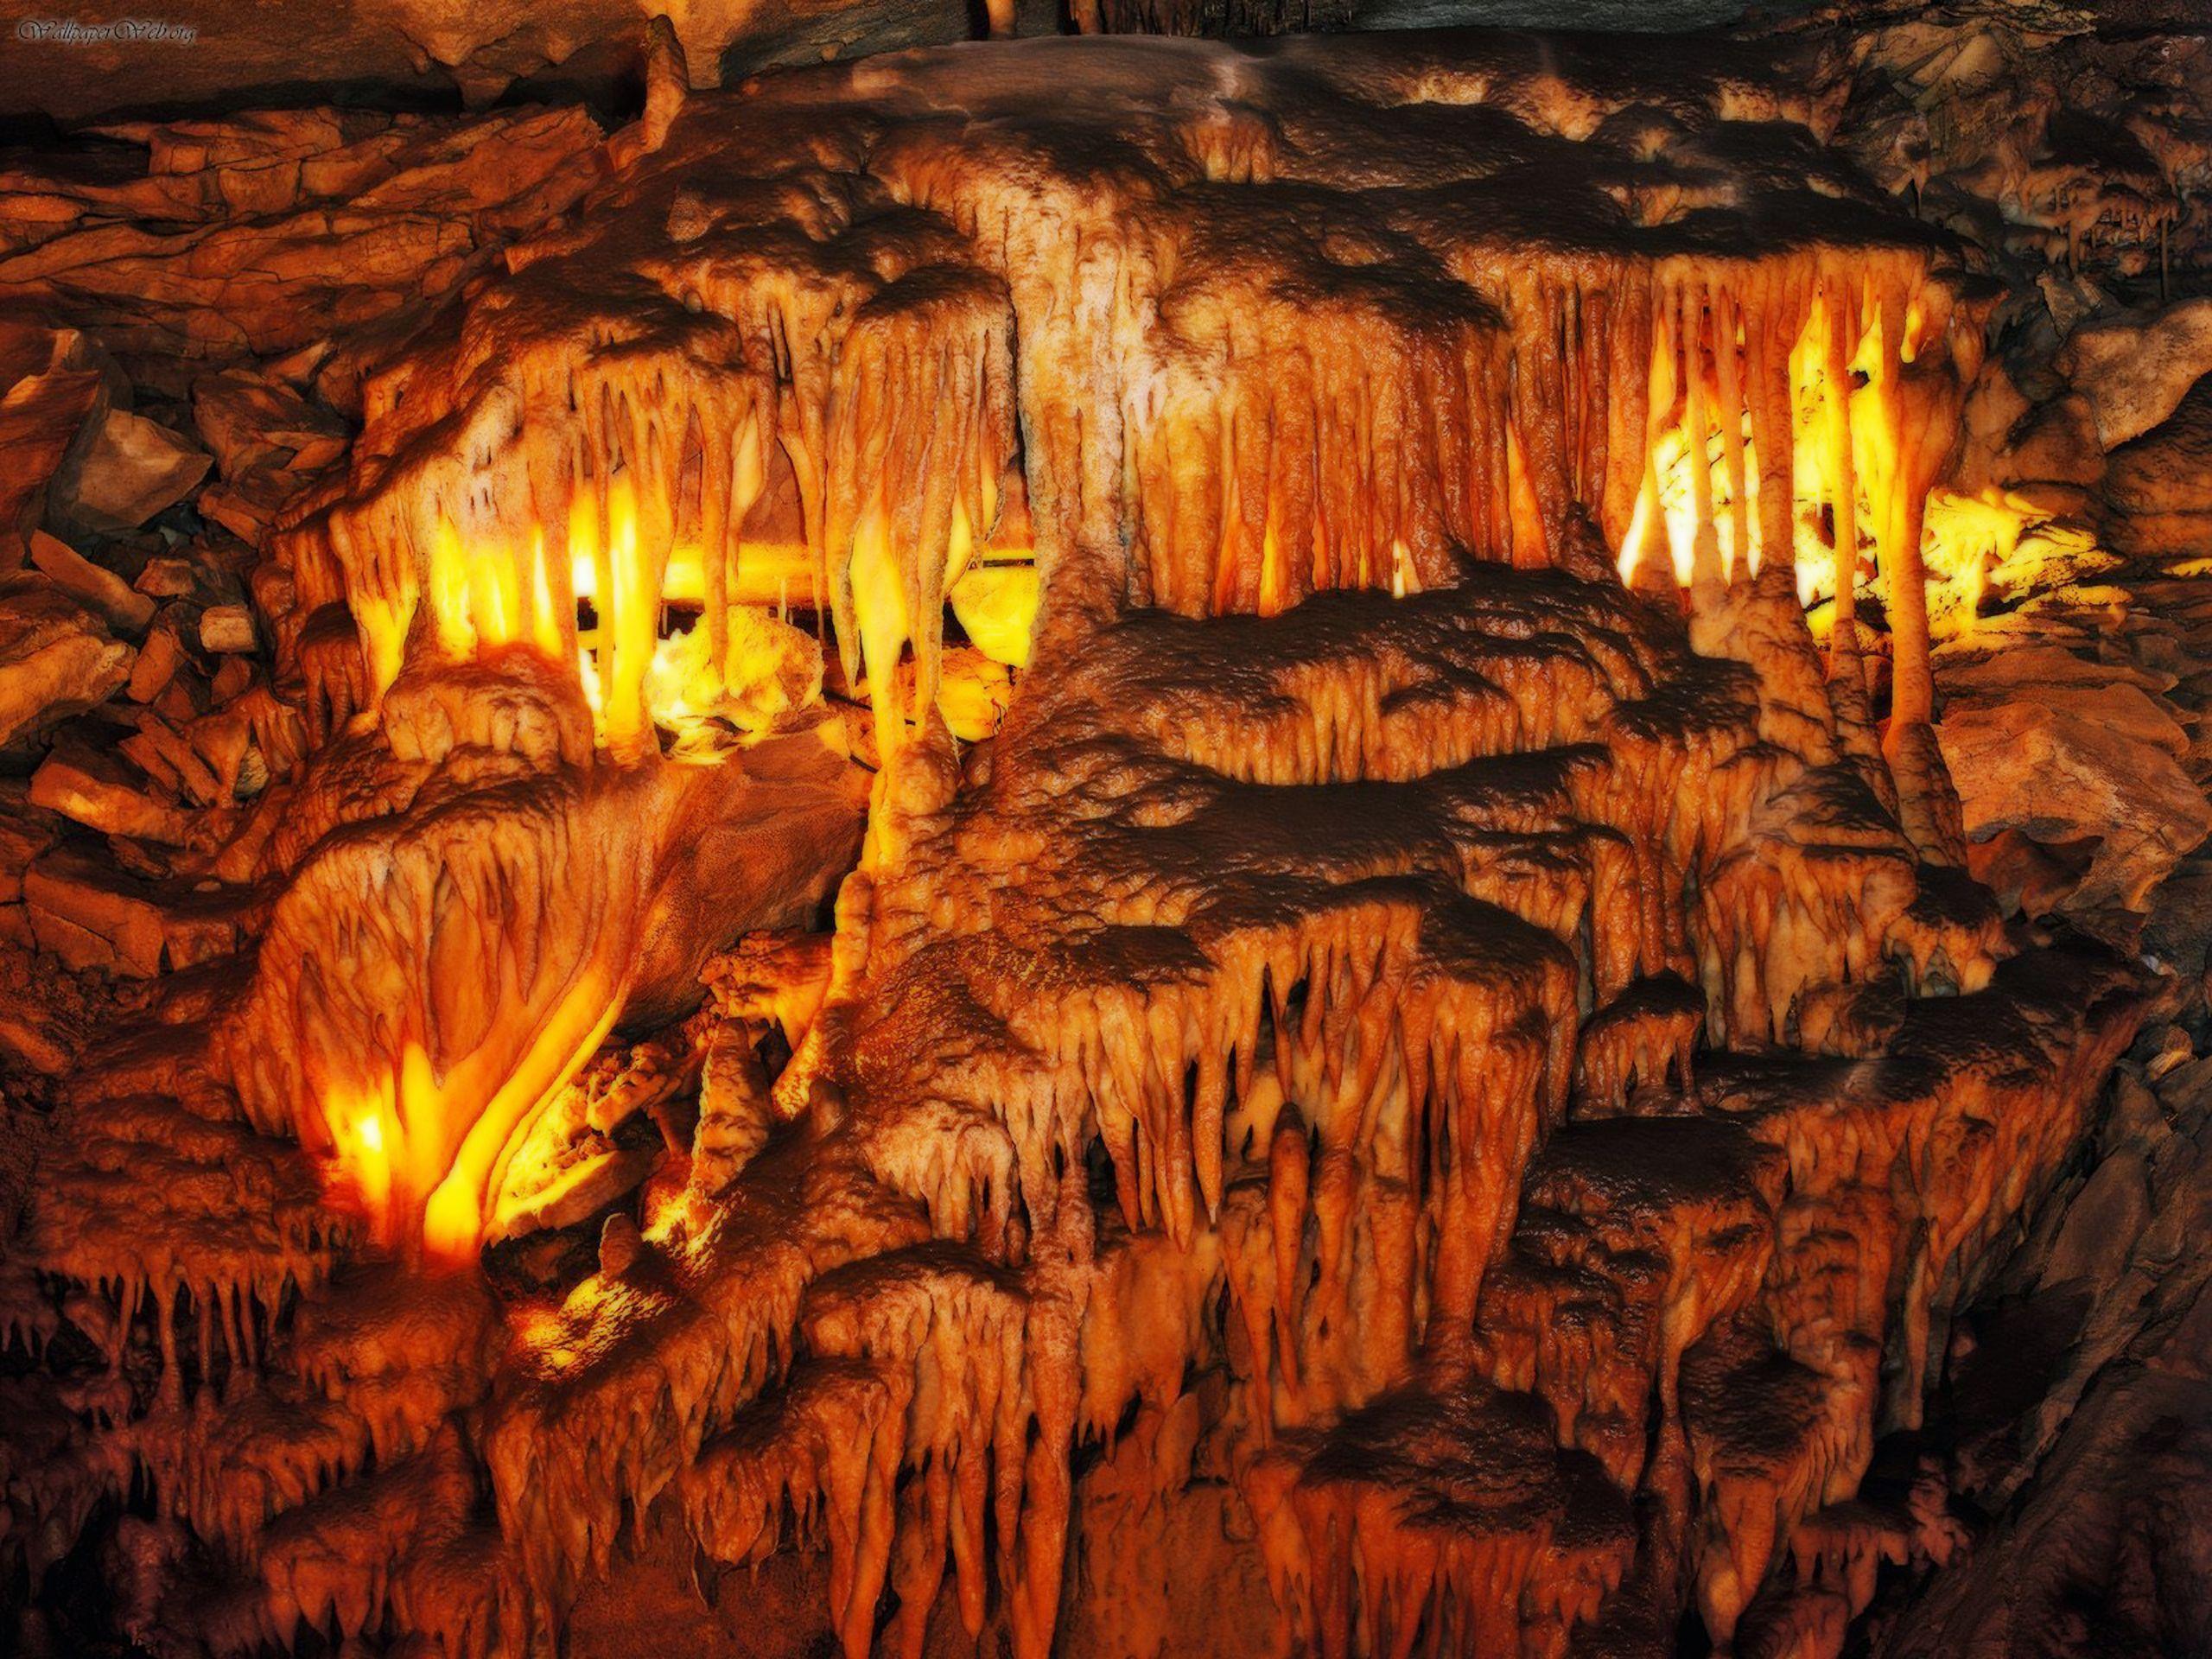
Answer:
1615 281 1992 628
321 964 636 1265
402 459 1044 760
325 456 1044 1260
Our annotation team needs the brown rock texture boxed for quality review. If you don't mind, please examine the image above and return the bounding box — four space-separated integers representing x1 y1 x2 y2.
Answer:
0 10 2205 1659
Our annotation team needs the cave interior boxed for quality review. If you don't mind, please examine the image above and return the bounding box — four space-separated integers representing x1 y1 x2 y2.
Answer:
1 1 2210 1656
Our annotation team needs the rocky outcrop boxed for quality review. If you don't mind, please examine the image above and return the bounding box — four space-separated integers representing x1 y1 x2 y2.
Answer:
0 572 132 751
2107 375 2212 559
2060 299 2212 446
1938 649 2209 917
0 105 607 387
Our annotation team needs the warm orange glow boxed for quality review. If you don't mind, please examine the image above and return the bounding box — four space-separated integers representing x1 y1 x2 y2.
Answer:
321 965 632 1265
332 1099 395 1243
1617 276 1933 621
950 563 1040 667
423 967 629 1262
356 593 416 708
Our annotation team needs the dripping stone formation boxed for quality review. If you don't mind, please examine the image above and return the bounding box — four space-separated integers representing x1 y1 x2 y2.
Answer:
2 10 2209 1659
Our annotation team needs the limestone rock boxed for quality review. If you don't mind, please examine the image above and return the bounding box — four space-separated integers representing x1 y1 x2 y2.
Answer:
0 324 105 557
22 840 245 976
692 1020 776 1197
28 741 193 846
1890 1048 2212 1659
0 948 92 1077
0 785 61 906
2036 269 2110 339
1967 828 2100 920
28 530 155 635
1946 675 2188 757
2109 510 2212 563
1943 644 2173 698
47 408 210 538
132 557 196 600
2142 859 2212 984
22 845 168 977
124 622 183 704
197 606 256 655
1938 693 2211 914
2107 375 2212 557
0 4 960 126
0 106 607 378
1996 392 2105 488
0 571 131 750
190 370 349 479
2037 1146 2152 1291
2058 296 2212 451
496 1143 663 1242
596 1212 645 1278
187 373 348 547
1949 361 2033 496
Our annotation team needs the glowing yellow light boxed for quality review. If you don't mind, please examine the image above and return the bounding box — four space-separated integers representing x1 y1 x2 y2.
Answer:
424 967 627 1263
1617 283 1927 625
660 543 706 606
470 537 523 647
569 490 600 604
325 1084 398 1248
849 505 912 752
319 961 632 1267
602 469 659 750
949 563 1040 668
356 591 415 702
429 513 476 658
576 645 605 715
530 528 563 659
935 652 1015 741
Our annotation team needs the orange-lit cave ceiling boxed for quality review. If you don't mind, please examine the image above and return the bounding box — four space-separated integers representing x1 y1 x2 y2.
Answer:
2 11 2211 1659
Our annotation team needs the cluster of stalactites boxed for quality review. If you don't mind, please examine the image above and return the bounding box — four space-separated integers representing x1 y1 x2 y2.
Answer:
296 347 778 755
824 270 1019 747
286 257 1020 760
1122 291 1518 615
1111 244 1971 660
1243 1383 1636 1659
282 204 1973 785
1613 251 1980 736
677 1250 1056 1659
1115 245 1669 620
14 1093 346 1408
839 884 1592 1437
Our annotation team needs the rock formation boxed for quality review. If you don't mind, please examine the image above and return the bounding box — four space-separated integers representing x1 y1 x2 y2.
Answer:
0 7 2207 1659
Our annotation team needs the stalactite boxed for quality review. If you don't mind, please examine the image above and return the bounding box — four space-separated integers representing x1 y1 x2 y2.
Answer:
823 268 1018 745
1248 1382 1637 1659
